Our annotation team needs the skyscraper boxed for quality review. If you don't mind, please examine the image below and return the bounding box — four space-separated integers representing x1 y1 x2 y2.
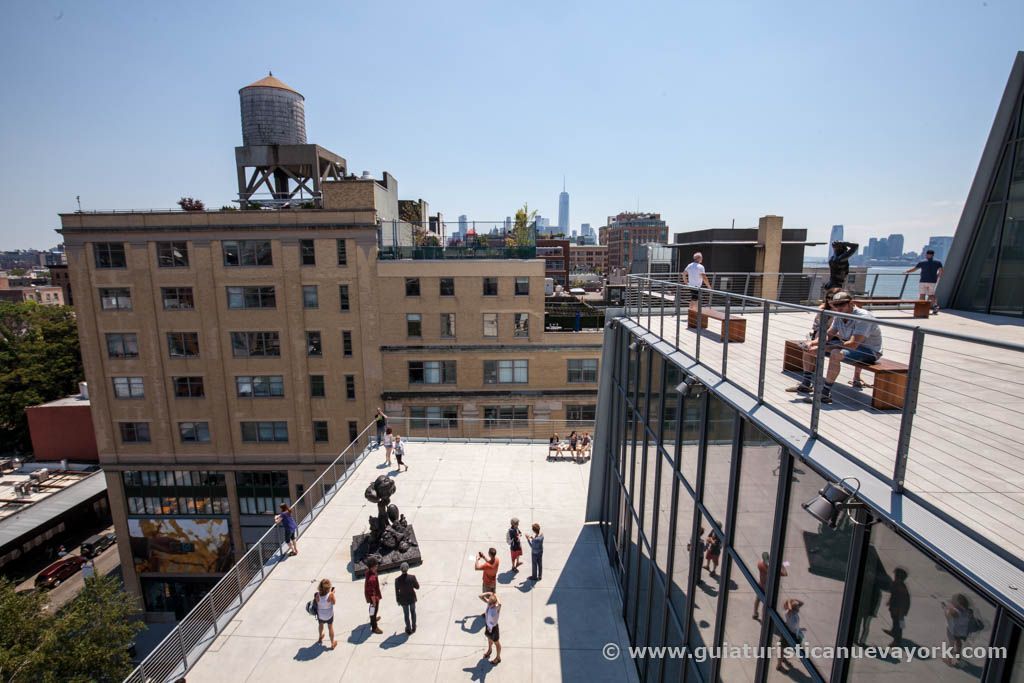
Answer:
558 178 569 234
458 214 468 239
888 233 905 258
830 224 844 244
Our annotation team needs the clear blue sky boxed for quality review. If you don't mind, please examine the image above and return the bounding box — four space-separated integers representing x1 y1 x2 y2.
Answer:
0 1 1021 254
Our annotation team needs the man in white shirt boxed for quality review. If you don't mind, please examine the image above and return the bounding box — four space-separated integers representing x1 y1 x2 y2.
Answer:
684 252 711 302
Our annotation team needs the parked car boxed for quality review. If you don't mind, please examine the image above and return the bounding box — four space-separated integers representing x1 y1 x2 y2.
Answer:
80 532 116 558
35 555 86 589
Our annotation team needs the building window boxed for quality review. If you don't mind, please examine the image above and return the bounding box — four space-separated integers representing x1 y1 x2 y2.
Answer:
94 243 126 268
235 471 289 515
162 287 194 311
515 277 530 296
483 277 498 296
231 331 280 357
313 421 329 443
483 405 528 428
409 406 458 428
336 239 348 266
339 284 350 311
241 421 289 443
342 331 353 357
300 239 316 265
172 376 205 398
566 404 596 423
227 286 276 309
567 358 599 383
348 421 358 443
483 313 498 338
440 313 456 338
99 288 132 311
483 359 528 384
124 471 229 515
408 360 457 384
405 278 421 296
345 375 356 400
106 333 139 359
223 240 273 266
119 422 150 443
406 313 422 338
440 277 455 296
157 242 189 268
178 422 210 443
236 375 284 397
302 285 319 309
112 376 144 399
306 331 322 356
167 332 200 358
514 313 529 337
310 375 325 397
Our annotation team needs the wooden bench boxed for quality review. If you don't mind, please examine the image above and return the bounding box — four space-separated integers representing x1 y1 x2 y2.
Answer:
782 339 908 410
688 303 746 343
854 299 931 319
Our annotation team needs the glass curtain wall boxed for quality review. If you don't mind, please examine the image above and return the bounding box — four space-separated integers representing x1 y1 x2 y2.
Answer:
600 326 1006 682
952 80 1024 316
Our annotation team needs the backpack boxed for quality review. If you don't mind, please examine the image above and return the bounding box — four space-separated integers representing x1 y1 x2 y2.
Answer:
306 593 317 616
966 609 984 637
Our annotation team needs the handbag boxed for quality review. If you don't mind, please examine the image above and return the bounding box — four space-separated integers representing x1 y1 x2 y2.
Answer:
306 594 317 616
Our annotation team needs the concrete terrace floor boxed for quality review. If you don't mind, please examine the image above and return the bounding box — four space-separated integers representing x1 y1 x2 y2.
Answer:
187 442 638 683
632 305 1024 558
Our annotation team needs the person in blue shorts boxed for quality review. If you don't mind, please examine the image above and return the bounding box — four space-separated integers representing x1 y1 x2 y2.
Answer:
786 291 883 404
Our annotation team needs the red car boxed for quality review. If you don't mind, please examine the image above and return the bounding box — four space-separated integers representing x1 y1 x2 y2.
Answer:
35 555 86 589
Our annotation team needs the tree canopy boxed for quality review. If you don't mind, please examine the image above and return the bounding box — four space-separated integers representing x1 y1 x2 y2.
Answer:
509 203 537 247
0 302 83 453
0 576 143 682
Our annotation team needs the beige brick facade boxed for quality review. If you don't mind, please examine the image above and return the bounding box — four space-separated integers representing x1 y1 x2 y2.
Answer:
59 197 601 608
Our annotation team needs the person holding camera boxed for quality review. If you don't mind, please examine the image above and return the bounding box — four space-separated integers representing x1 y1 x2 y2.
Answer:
826 240 859 290
314 578 337 649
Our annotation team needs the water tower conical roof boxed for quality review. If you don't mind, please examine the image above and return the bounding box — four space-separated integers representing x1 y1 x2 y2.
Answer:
240 73 303 98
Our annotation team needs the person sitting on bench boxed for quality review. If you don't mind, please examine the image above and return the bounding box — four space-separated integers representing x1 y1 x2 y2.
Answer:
786 291 883 404
548 433 563 457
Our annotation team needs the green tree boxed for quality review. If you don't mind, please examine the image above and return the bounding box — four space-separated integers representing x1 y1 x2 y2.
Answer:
0 302 83 453
509 203 537 247
0 578 47 680
0 576 143 683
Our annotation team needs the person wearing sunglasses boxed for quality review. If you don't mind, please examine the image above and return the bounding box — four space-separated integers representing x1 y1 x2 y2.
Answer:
787 291 882 404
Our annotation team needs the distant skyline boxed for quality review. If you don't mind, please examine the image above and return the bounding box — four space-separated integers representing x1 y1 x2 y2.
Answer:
0 2 1022 251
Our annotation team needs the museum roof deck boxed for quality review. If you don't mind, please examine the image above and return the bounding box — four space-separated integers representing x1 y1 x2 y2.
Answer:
625 276 1024 562
173 442 635 683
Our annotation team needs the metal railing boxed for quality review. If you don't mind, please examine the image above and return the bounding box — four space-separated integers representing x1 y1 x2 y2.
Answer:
623 275 1024 499
124 422 376 683
645 271 925 306
382 416 596 443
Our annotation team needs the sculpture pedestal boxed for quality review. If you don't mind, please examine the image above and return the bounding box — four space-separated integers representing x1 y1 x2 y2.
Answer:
351 525 422 577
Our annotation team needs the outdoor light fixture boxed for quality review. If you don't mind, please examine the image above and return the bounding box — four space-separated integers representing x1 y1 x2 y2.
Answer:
675 376 703 398
802 477 870 528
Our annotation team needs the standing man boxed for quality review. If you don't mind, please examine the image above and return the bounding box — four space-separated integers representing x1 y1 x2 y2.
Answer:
394 561 420 635
826 241 859 291
364 557 383 634
684 252 712 302
526 523 544 581
905 249 943 314
374 408 388 447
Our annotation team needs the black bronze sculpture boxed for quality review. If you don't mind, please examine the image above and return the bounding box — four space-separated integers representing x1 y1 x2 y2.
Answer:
351 474 421 576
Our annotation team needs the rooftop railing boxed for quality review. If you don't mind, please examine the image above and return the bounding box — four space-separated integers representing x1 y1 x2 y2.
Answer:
623 274 1024 504
123 417 594 683
124 422 375 683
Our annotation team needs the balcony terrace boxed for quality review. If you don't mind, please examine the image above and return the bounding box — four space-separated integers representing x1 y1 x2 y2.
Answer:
129 425 635 683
